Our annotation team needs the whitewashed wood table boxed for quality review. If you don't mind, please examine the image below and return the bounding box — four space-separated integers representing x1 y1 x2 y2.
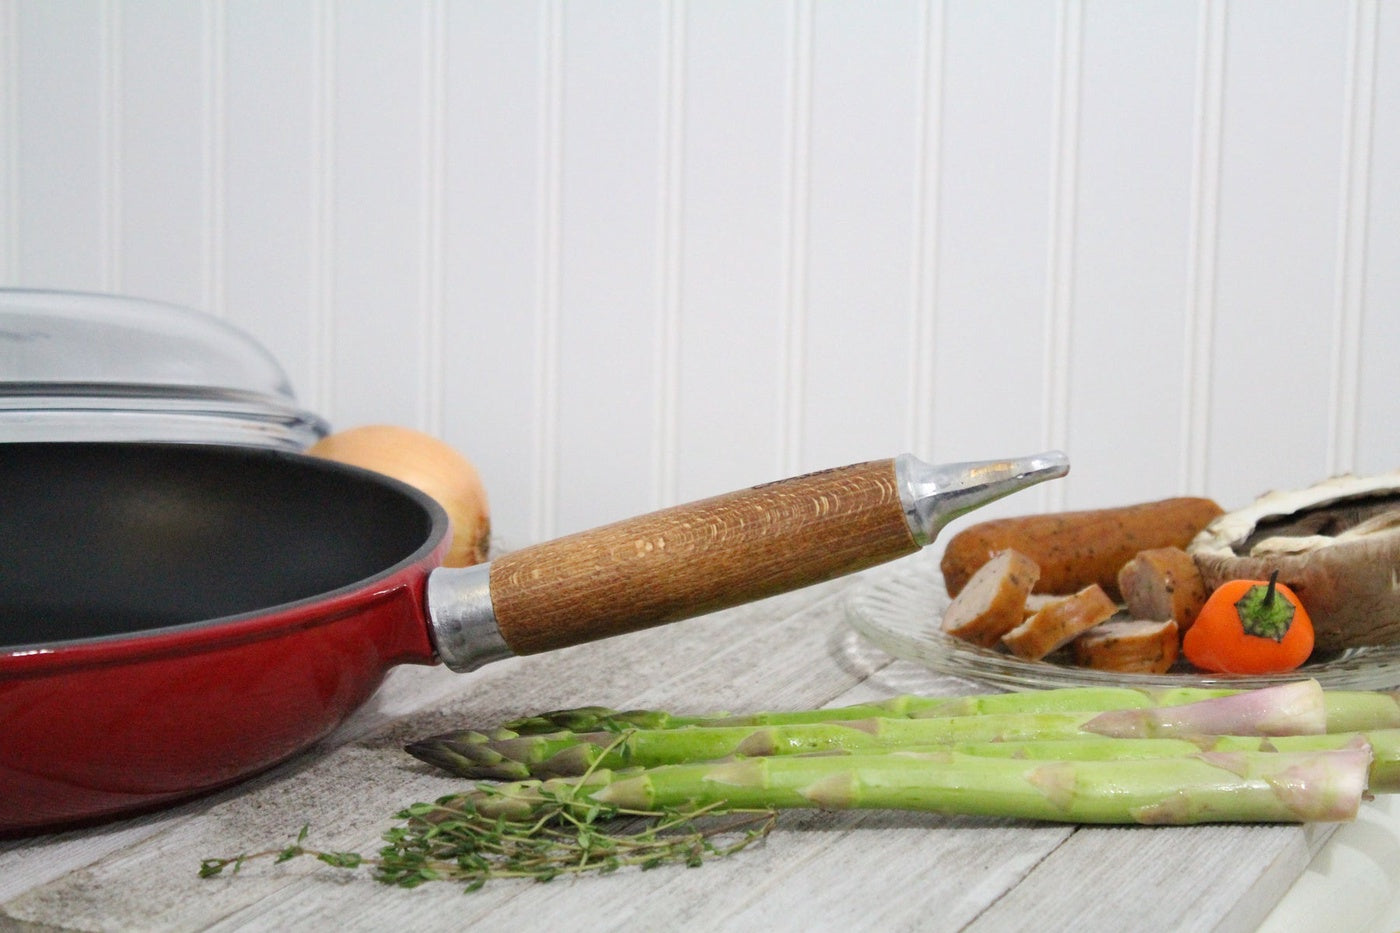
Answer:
0 565 1345 932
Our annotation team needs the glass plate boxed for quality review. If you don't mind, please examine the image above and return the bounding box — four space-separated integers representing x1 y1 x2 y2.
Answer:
844 551 1400 691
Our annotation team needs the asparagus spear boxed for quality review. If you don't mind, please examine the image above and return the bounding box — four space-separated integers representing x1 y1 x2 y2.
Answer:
500 687 1242 734
412 714 1110 780
442 745 1373 825
503 684 1400 736
898 731 1400 793
409 682 1329 780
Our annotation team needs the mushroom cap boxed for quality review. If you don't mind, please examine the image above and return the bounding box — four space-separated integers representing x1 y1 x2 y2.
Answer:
1187 471 1400 652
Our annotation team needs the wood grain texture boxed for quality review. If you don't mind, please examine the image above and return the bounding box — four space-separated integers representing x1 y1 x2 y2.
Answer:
490 459 918 655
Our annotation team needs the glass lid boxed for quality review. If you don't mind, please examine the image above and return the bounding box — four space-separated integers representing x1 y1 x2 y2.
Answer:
0 288 328 450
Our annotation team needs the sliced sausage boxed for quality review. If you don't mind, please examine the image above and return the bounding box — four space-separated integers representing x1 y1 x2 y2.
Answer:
1073 619 1180 674
1117 547 1209 634
1001 584 1118 661
940 549 1040 648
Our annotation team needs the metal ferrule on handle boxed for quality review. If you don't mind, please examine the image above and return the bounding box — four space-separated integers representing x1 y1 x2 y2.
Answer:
426 450 1069 673
427 563 508 672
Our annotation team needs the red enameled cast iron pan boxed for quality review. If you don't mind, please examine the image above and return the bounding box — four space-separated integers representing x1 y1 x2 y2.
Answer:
2 443 452 835
0 441 1066 835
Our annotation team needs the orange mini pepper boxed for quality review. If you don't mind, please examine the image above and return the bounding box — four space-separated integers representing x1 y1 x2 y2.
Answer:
1182 571 1314 675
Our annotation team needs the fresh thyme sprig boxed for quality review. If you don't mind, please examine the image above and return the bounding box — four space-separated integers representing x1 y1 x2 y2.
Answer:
198 791 777 892
201 731 775 890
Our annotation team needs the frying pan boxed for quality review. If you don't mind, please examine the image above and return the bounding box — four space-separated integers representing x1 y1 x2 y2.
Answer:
0 441 1067 835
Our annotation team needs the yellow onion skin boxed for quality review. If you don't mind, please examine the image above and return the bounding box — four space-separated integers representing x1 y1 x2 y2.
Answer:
307 425 490 567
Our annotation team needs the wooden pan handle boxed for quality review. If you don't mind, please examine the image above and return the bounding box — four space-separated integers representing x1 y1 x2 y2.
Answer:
488 459 918 656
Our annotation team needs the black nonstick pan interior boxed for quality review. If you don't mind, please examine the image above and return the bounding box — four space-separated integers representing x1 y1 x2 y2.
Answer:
0 443 440 648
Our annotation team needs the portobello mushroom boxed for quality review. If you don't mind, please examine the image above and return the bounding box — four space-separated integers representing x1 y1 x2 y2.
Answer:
1188 471 1400 652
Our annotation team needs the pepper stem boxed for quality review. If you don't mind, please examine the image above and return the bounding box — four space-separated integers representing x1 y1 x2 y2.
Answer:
1234 572 1295 643
1262 570 1279 609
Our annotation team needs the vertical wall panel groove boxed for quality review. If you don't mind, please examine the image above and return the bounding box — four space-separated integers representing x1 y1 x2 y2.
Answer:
533 0 564 540
1328 0 1378 477
0 0 16 282
201 0 226 318
1355 0 1400 474
778 0 813 477
653 0 685 508
670 1 788 503
1042 0 1082 512
98 0 122 291
928 4 1057 480
309 0 335 419
1207 3 1350 504
1181 0 1228 494
908 0 944 458
419 0 447 435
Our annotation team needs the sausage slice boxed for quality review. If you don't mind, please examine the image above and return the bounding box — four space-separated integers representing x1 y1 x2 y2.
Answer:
1001 584 1117 661
1117 547 1208 634
940 549 1040 648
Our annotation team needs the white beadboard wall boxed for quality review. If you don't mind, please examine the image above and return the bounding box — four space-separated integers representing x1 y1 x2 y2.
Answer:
1 1 1397 549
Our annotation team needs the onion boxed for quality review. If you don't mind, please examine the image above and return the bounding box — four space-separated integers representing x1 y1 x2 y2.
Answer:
307 425 491 567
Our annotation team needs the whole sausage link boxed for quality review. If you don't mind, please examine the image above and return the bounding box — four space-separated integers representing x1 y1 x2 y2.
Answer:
939 497 1224 602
